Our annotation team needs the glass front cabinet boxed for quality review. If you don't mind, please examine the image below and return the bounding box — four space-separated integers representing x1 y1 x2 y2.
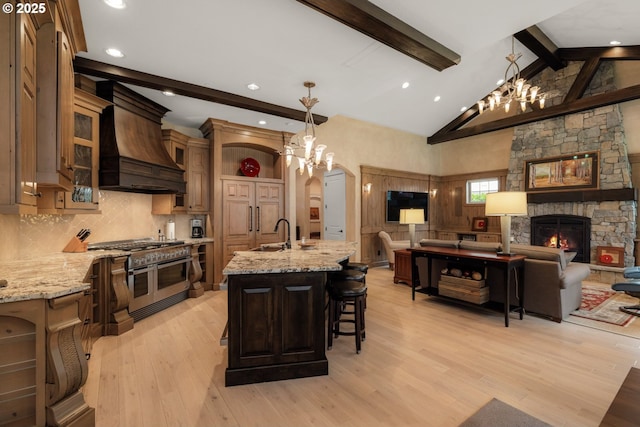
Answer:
66 90 109 210
39 88 110 213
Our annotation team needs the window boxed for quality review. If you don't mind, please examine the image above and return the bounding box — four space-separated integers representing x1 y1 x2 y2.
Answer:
466 178 499 204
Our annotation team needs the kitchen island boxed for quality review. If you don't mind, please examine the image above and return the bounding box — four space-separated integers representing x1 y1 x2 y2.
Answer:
222 240 357 386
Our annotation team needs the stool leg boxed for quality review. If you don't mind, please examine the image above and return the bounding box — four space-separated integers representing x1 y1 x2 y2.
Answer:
334 298 342 338
354 296 362 354
360 294 366 341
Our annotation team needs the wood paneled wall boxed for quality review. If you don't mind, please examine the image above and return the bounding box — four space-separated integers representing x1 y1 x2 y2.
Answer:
433 169 508 232
360 166 433 266
360 166 507 266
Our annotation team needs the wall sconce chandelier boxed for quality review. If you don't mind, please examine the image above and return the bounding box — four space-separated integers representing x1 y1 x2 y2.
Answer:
284 82 334 178
477 37 549 115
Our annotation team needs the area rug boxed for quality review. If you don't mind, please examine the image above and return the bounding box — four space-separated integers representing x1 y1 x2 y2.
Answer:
459 398 552 427
570 283 637 326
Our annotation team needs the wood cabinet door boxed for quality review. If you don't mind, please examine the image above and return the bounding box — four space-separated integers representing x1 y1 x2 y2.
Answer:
187 143 209 212
228 272 326 369
57 30 74 185
223 180 254 240
19 15 37 206
255 182 284 245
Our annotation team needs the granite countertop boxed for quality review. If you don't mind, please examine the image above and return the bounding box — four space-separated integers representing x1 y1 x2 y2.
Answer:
0 238 214 304
223 240 357 275
183 237 214 245
0 251 123 303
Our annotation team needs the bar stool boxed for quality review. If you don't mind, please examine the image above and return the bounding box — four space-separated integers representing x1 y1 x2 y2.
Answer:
328 268 366 311
343 262 369 274
327 279 367 354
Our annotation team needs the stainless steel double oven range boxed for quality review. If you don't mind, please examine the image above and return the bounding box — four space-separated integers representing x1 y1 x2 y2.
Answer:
89 239 191 321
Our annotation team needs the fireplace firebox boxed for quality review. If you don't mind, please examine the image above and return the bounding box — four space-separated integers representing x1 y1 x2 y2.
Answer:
530 215 591 263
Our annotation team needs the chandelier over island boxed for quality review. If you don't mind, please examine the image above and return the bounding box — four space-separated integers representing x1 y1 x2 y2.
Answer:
284 82 334 177
477 37 549 115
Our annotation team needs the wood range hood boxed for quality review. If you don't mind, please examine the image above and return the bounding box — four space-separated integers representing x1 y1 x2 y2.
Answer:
96 81 186 194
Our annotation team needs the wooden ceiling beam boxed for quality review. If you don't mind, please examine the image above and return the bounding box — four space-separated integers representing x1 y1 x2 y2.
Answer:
564 57 601 102
294 0 460 71
427 83 640 144
559 46 640 61
514 26 564 71
73 57 328 124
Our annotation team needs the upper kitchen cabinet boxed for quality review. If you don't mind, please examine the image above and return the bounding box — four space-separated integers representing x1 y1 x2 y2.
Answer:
39 84 111 213
187 136 210 212
36 0 87 192
152 130 210 214
0 0 86 215
0 11 39 214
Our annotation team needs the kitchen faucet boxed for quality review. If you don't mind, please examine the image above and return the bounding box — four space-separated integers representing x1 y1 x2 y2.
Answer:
274 218 291 249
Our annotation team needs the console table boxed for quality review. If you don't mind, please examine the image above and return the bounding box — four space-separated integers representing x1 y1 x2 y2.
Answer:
410 246 526 327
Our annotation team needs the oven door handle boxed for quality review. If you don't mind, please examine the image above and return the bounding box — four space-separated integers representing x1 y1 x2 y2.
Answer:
129 265 155 275
156 257 191 269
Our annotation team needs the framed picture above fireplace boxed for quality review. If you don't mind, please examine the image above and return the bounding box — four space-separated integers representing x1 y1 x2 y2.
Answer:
524 151 599 192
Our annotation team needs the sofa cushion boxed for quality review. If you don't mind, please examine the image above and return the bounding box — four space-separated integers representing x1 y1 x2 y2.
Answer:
458 240 502 252
419 239 459 248
510 244 568 270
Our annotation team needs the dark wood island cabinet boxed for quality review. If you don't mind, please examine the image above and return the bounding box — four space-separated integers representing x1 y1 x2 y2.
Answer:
223 240 356 386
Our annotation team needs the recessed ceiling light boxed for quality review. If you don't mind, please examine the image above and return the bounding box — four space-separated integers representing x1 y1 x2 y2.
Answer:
247 83 260 91
401 82 410 89
162 90 175 96
460 106 468 112
433 95 441 102
105 48 124 58
258 120 267 125
104 0 126 9
497 78 505 86
610 40 622 45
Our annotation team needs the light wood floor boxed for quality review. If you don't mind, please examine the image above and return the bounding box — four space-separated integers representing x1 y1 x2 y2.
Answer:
83 267 640 427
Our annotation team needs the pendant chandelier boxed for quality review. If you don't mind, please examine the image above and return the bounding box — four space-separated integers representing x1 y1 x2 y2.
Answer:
284 82 334 178
477 37 548 115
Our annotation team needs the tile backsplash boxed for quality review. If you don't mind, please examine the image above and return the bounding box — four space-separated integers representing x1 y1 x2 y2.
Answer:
0 190 204 261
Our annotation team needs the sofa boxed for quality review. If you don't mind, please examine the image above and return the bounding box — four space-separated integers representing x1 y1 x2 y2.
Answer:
378 231 411 269
415 239 591 322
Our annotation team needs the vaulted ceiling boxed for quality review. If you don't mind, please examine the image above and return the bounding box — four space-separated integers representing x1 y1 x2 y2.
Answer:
76 0 640 143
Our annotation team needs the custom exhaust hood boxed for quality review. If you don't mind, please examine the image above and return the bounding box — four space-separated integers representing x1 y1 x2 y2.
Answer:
96 81 186 194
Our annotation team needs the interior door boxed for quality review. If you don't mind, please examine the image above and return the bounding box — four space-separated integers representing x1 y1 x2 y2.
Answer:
323 169 346 241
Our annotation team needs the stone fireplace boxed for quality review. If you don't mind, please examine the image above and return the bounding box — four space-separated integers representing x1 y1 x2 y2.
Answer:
531 215 591 263
504 61 637 266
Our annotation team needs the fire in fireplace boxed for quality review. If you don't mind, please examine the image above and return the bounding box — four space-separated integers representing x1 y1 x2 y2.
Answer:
531 215 591 263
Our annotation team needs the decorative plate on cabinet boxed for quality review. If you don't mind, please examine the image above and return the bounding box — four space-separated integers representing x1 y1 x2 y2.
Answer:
240 157 260 177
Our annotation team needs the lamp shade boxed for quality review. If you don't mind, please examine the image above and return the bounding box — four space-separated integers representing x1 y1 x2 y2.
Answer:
485 192 528 216
399 208 424 225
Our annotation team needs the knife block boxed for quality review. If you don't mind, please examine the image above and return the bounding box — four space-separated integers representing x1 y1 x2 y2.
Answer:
63 236 88 253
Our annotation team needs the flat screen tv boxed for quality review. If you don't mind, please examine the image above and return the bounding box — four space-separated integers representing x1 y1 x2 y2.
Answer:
386 191 428 222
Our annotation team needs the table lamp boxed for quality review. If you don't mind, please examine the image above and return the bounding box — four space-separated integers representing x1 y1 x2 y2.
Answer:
399 208 424 248
485 191 528 255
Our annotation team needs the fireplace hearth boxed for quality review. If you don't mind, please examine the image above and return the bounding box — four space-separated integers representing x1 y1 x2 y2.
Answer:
531 215 591 263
